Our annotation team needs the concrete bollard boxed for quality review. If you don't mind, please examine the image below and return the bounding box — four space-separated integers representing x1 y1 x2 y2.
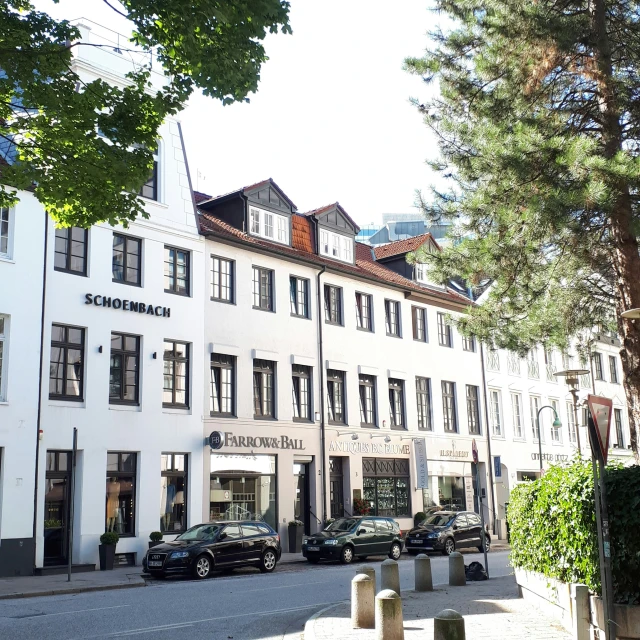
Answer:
434 609 465 640
375 589 404 640
357 564 376 593
448 551 466 587
351 573 375 629
380 558 401 596
415 553 433 592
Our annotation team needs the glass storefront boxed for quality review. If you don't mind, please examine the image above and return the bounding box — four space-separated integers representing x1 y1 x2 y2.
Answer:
423 475 466 511
106 452 136 536
362 458 410 517
160 454 187 533
210 453 276 530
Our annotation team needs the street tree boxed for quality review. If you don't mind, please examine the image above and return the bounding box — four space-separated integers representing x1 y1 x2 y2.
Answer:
405 0 640 455
0 0 290 227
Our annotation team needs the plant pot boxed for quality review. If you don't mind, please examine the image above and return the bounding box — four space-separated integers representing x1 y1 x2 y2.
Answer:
99 543 116 571
148 541 163 549
288 525 303 553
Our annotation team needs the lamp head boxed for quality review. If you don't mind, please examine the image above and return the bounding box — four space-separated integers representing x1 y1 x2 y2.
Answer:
351 434 359 441
553 417 562 428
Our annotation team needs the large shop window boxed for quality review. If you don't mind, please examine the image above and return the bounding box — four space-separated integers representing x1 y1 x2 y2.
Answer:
106 452 137 536
362 458 410 518
422 476 466 511
160 454 187 533
210 453 276 530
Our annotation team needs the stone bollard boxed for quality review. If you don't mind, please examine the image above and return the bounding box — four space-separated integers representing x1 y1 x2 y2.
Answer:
380 558 401 595
375 589 404 640
357 564 376 593
448 551 466 587
434 609 465 640
351 573 375 629
415 553 433 592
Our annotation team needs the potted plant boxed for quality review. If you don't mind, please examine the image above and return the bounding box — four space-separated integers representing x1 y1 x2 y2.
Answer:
99 531 119 571
149 531 163 549
414 512 427 527
353 498 371 516
287 520 304 553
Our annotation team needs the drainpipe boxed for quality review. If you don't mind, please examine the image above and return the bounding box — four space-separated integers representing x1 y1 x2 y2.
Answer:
32 211 49 570
316 265 327 525
479 341 497 534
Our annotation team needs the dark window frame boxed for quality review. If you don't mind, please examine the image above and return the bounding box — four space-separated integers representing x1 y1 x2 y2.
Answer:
210 353 235 416
609 355 619 384
437 312 453 348
106 452 137 537
253 359 276 419
49 324 85 401
327 369 346 425
163 340 190 409
112 233 142 287
385 299 401 338
54 227 88 276
160 453 188 533
462 335 476 352
594 352 604 381
289 275 310 319
211 255 235 304
359 374 377 427
139 158 158 201
109 332 141 405
355 292 373 332
324 284 343 326
614 408 624 448
292 364 312 422
164 245 190 296
466 384 481 435
252 266 274 312
416 376 433 431
442 380 458 433
388 378 405 429
411 306 427 342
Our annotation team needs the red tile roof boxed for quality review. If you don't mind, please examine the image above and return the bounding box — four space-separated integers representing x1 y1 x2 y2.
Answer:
373 233 439 260
302 202 361 234
198 212 471 309
292 214 314 253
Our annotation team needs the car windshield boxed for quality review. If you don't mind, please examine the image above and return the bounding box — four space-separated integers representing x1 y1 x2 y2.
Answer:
325 518 358 532
176 524 222 542
424 514 455 527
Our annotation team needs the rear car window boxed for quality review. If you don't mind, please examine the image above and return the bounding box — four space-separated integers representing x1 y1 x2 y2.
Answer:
242 524 263 536
224 524 242 539
360 519 376 533
375 519 392 532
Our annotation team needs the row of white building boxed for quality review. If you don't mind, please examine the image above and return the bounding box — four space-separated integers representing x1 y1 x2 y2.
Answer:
0 23 634 577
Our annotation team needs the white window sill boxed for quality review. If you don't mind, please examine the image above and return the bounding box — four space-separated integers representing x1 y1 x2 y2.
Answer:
162 408 192 415
0 256 15 264
491 434 505 440
512 437 526 443
49 401 86 409
109 405 142 412
0 401 8 405
139 197 169 209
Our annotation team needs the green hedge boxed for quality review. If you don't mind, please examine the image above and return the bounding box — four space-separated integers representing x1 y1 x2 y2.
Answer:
508 460 640 604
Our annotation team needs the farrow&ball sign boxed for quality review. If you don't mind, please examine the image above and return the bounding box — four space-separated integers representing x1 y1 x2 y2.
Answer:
208 431 305 451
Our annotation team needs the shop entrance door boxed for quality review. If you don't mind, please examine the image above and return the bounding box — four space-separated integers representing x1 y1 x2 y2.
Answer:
43 451 71 565
329 457 344 519
294 463 311 535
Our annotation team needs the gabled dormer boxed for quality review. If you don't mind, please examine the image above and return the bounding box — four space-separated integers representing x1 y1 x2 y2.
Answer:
304 203 360 265
197 178 297 247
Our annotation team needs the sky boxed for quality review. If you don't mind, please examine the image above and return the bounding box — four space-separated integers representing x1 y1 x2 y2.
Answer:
36 0 440 229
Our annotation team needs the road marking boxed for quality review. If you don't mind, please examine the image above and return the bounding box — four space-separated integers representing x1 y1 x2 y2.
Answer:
88 602 338 638
237 580 327 594
12 605 131 620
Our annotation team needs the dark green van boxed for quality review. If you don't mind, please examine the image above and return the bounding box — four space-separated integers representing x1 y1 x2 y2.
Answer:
302 516 403 564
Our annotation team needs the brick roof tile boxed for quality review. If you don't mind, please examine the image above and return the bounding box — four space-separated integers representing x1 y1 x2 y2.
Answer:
373 233 439 260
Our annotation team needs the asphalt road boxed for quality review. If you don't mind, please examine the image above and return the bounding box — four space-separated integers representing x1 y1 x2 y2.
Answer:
0 550 512 640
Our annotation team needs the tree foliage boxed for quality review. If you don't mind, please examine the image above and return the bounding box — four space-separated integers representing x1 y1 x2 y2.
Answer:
0 0 290 227
406 0 640 453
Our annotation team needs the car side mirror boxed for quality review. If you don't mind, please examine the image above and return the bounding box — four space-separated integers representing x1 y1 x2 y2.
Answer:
218 532 227 540
358 528 366 535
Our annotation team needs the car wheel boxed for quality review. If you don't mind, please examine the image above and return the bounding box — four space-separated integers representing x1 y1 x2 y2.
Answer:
260 549 277 573
443 537 456 556
389 542 402 560
340 545 354 564
193 555 212 579
307 557 320 564
478 536 491 553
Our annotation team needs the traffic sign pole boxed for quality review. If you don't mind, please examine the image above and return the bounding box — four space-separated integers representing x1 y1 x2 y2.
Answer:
471 438 489 579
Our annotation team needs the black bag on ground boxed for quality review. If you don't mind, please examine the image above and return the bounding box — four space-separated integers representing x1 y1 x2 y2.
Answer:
465 561 488 581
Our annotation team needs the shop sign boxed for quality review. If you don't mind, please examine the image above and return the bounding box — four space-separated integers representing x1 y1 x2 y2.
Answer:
531 452 569 462
414 438 428 489
439 440 469 459
329 441 410 455
464 476 474 512
85 293 170 318
208 430 305 451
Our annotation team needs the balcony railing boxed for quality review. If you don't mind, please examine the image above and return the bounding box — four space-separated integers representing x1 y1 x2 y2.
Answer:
528 360 540 379
507 353 521 375
486 350 500 372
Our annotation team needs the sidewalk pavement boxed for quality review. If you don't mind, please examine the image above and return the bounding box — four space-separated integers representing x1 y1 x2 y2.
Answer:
304 575 570 640
0 551 308 600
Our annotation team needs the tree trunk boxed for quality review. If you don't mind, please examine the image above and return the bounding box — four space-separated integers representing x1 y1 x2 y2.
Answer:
592 0 640 458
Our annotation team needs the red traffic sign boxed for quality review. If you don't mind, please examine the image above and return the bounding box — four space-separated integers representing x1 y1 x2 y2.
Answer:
587 395 613 464
472 438 479 464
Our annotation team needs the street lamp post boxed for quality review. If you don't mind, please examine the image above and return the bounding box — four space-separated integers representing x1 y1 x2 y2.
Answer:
554 368 590 455
536 405 562 473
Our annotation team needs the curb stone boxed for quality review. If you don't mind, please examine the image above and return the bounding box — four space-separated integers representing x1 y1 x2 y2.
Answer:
0 580 146 601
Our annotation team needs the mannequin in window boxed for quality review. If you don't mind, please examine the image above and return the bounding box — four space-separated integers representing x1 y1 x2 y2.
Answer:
161 482 176 532
106 477 121 532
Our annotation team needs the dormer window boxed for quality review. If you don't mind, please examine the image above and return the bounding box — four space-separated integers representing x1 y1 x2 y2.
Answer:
320 229 354 263
249 205 289 245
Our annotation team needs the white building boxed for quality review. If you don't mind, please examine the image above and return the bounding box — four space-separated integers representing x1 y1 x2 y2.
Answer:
197 182 490 540
0 21 205 576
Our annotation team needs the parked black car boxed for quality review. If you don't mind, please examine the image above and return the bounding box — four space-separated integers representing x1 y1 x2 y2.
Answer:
142 521 281 579
302 516 403 564
405 511 490 556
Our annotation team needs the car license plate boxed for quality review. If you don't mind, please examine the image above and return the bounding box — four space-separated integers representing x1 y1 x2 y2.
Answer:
307 546 319 552
410 539 422 544
148 561 163 567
